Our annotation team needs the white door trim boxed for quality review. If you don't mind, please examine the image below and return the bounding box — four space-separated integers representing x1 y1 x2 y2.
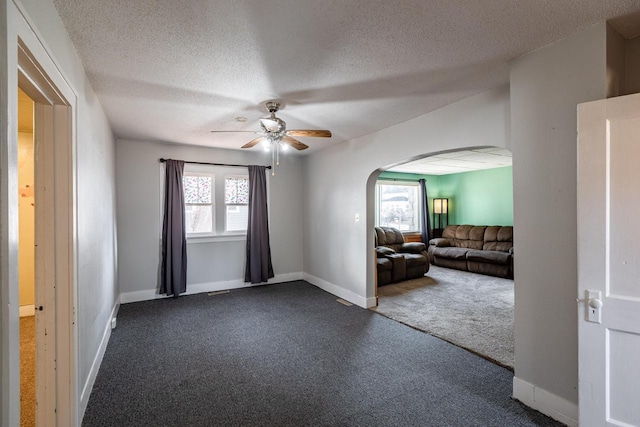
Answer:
3 1 79 425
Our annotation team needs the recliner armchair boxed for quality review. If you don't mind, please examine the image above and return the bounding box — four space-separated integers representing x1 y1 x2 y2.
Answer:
375 227 430 286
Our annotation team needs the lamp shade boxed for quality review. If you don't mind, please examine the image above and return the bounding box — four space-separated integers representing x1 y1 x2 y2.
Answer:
433 198 448 214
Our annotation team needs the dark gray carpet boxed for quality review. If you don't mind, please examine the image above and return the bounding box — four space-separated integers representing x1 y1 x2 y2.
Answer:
372 265 514 369
83 281 561 427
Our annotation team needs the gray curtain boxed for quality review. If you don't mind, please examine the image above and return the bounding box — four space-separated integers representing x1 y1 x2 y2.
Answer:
245 165 274 283
419 179 432 244
160 159 187 297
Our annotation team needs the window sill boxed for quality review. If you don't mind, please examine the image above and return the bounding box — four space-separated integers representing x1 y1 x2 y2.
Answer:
186 234 246 244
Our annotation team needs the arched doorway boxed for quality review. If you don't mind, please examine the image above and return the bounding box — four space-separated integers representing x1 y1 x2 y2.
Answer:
367 146 514 368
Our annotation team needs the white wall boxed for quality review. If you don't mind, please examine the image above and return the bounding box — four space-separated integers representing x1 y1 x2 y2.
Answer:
510 23 607 420
116 139 303 301
302 85 510 306
1 0 117 424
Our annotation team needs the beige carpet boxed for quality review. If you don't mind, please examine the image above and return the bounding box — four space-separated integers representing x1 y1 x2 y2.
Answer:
20 316 35 427
371 265 514 369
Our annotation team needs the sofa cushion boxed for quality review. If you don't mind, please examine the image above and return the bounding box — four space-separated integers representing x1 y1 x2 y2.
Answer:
432 247 469 260
387 253 407 282
458 239 483 250
466 249 511 265
455 225 473 240
429 238 452 247
442 225 457 239
375 226 405 246
482 225 513 252
403 253 428 267
497 226 513 242
376 246 396 257
469 226 487 241
399 242 426 253
376 257 393 271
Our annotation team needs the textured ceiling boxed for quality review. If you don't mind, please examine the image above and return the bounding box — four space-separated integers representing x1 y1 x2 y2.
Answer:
52 0 640 154
388 148 512 175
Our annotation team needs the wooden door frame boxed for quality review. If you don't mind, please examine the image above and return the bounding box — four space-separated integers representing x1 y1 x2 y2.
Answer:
2 2 78 425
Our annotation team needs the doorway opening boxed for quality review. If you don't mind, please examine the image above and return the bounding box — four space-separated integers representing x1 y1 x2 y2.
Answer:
13 35 76 424
369 146 515 368
18 87 36 426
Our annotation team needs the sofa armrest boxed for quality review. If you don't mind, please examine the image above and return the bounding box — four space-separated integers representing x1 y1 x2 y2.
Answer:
429 238 452 247
376 246 396 258
398 242 426 253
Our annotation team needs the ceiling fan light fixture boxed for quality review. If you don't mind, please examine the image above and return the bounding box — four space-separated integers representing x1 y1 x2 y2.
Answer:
210 100 332 175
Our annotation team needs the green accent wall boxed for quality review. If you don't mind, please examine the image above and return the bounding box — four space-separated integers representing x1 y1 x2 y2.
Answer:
435 166 513 226
378 166 513 226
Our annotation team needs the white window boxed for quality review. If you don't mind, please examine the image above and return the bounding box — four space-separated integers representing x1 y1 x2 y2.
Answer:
224 176 249 232
375 180 421 232
183 173 214 234
181 165 250 238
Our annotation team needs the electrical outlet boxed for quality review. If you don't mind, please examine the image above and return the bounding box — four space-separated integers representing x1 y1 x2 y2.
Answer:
111 317 117 329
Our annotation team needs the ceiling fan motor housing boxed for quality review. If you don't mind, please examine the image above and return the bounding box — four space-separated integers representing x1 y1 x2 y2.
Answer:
265 101 280 113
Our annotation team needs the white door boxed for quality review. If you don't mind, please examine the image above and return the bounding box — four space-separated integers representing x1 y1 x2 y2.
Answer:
577 93 640 427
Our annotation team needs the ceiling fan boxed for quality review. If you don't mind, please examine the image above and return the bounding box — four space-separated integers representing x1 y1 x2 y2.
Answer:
211 101 332 173
211 101 331 150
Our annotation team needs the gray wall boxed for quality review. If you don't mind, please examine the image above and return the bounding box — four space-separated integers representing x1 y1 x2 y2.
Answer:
2 0 118 423
302 85 510 305
510 24 607 404
303 22 610 416
116 139 303 299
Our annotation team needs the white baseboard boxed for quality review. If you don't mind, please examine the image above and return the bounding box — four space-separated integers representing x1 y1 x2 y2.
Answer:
120 272 304 304
513 377 578 427
302 273 373 308
19 304 35 317
79 296 120 421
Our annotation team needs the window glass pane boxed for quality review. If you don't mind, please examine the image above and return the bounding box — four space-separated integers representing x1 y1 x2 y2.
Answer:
226 205 248 231
225 177 249 204
183 176 211 204
377 183 420 231
185 204 213 233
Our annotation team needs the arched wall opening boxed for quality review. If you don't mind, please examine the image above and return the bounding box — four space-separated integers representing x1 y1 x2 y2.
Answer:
366 146 514 302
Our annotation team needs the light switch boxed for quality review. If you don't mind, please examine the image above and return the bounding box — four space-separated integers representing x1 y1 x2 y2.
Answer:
355 213 360 222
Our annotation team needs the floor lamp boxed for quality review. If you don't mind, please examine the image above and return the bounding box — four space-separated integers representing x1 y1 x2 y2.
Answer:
433 198 449 237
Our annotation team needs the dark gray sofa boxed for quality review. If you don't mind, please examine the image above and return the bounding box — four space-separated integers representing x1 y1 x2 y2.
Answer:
375 226 430 286
428 225 514 279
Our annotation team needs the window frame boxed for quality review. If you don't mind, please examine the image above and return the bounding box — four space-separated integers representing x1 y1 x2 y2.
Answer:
223 175 250 233
375 180 422 233
180 164 250 243
183 170 215 237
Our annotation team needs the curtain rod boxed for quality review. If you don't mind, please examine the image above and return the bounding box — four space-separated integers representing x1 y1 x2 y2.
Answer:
159 158 272 169
378 178 422 182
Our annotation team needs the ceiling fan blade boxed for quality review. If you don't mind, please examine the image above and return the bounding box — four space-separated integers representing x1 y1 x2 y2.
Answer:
242 136 267 149
210 130 261 133
286 129 332 138
282 136 309 151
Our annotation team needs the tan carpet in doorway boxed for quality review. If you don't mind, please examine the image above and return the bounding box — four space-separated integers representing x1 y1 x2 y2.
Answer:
371 265 514 369
20 316 35 427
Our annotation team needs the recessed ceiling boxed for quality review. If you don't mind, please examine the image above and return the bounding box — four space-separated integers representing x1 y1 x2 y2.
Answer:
388 148 512 175
52 1 640 154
